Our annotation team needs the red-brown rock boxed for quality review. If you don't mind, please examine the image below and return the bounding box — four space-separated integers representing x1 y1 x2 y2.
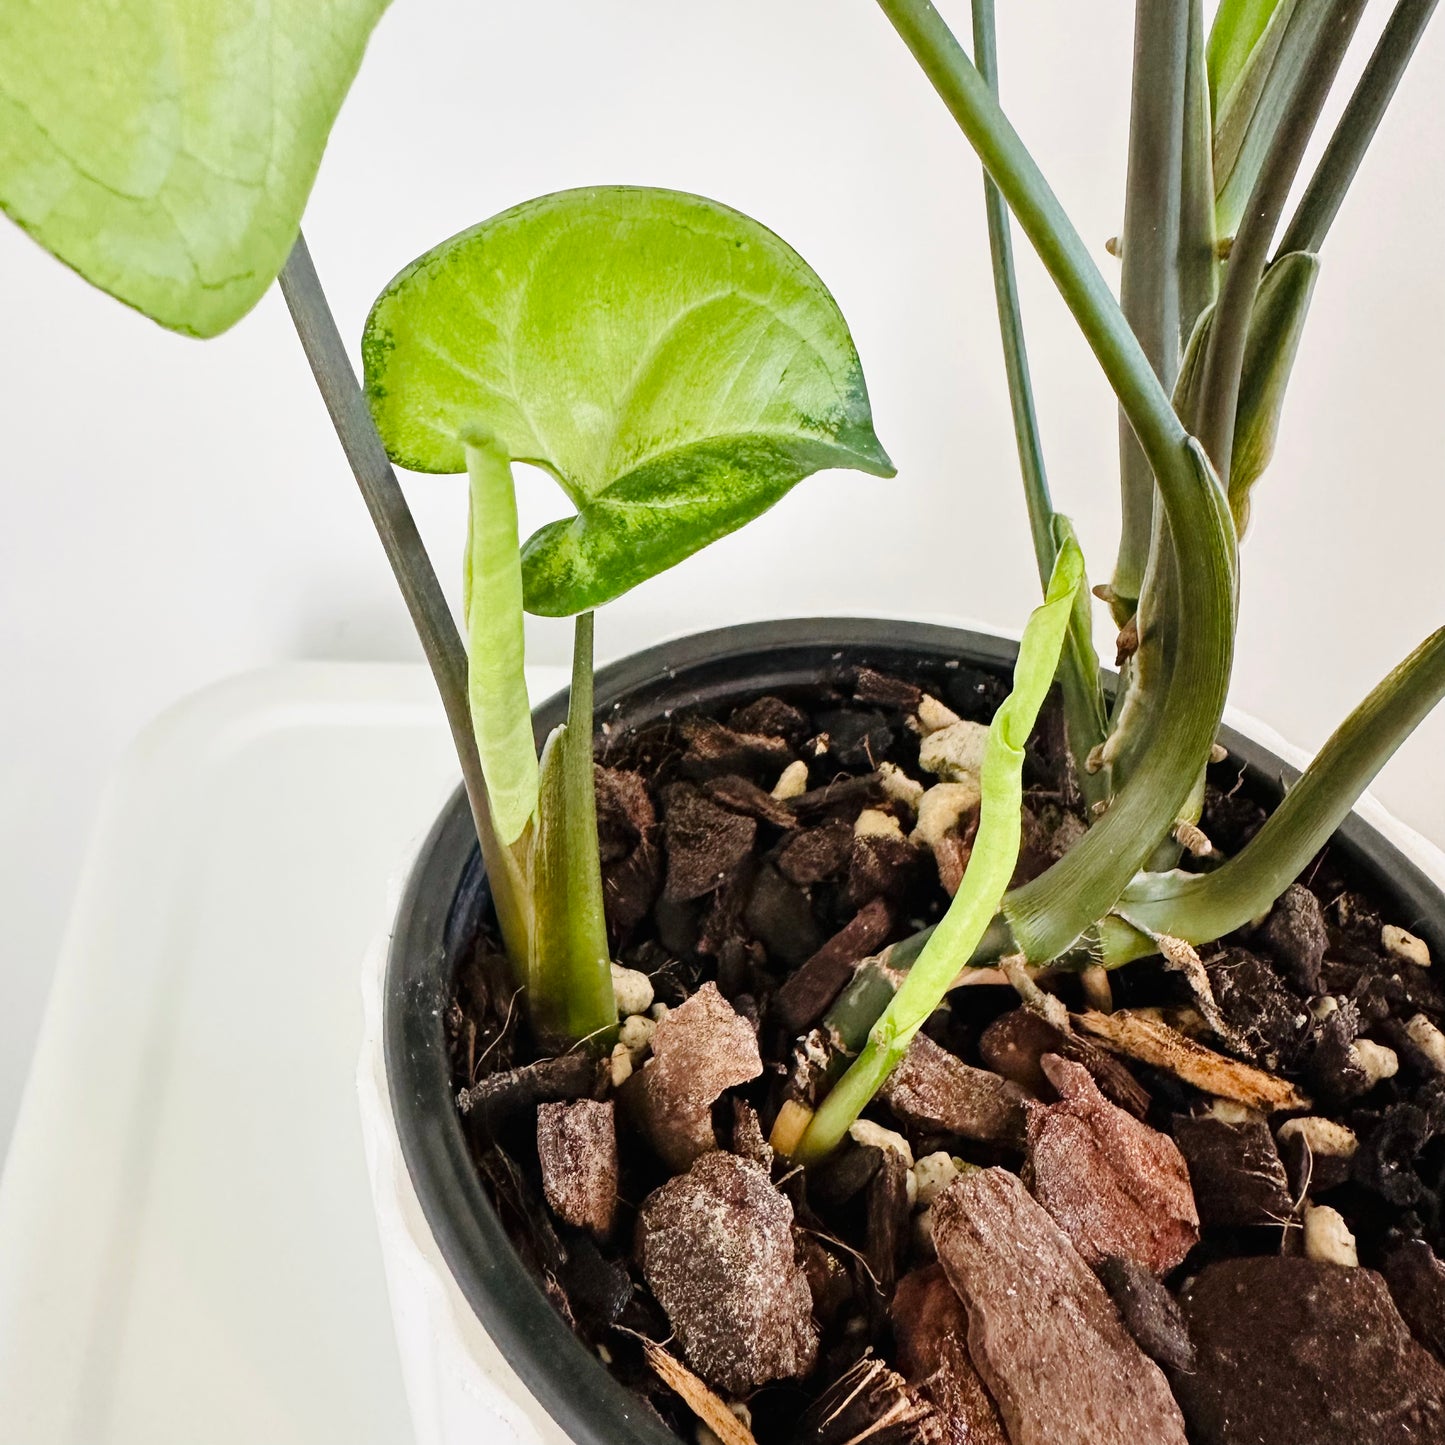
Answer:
880 1034 1028 1147
892 1266 1007 1444
536 1098 618 1239
1026 1054 1198 1275
931 1168 1188 1445
624 982 762 1172
638 1151 818 1394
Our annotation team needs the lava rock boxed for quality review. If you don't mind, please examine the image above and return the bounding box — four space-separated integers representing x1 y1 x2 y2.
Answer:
703 773 799 830
731 1099 774 1171
662 784 757 901
1025 1055 1198 1275
1258 884 1329 995
892 1265 1008 1445
728 695 809 745
931 1168 1188 1445
1096 1254 1196 1373
536 1099 619 1239
678 714 793 780
776 821 854 886
1172 1113 1293 1228
1205 947 1313 1072
744 863 824 967
1381 1237 1445 1363
816 707 895 769
880 1033 1029 1147
1175 1256 1445 1444
1352 1098 1442 1208
638 1150 819 1394
624 982 763 1172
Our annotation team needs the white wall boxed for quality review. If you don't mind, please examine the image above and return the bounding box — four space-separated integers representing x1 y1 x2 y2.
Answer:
2 0 1442 1150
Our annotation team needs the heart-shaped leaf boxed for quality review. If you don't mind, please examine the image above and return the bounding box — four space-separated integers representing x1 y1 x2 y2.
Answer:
362 186 894 616
0 0 391 337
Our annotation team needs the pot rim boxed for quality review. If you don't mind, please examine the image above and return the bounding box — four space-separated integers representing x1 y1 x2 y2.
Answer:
384 616 1445 1445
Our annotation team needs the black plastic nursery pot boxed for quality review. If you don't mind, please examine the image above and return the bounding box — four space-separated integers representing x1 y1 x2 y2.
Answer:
384 617 1445 1445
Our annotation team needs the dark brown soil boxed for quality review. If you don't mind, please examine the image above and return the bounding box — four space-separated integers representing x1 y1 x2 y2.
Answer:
445 660 1445 1445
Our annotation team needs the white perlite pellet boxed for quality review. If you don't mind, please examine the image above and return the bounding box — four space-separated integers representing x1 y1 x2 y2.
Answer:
918 719 991 782
878 761 925 812
1209 1099 1264 1127
912 781 981 849
609 1042 634 1088
1406 1013 1445 1073
849 1119 914 1167
1277 1116 1358 1159
854 808 905 841
1384 924 1432 969
914 695 962 733
1303 1204 1358 1267
618 1013 657 1058
770 759 809 801
1351 1038 1400 1087
610 963 654 1018
912 1151 961 1208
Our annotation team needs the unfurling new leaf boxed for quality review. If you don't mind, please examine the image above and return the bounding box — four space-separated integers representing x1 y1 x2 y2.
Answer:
363 186 894 616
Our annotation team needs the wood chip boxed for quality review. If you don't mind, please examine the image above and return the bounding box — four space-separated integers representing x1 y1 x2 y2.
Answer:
1075 1008 1310 1112
880 1034 1029 1146
932 1168 1188 1445
1026 1054 1198 1275
772 897 895 1034
636 1335 758 1445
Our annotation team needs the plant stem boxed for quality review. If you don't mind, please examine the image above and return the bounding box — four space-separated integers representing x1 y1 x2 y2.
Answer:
1180 0 1221 346
969 0 1108 805
1276 0 1440 256
1101 625 1445 962
794 540 1084 1164
1112 0 1189 619
1195 0 1367 480
278 235 494 851
529 612 617 1048
873 0 1238 962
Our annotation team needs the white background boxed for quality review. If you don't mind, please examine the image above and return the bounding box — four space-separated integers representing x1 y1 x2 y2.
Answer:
2 0 1442 1153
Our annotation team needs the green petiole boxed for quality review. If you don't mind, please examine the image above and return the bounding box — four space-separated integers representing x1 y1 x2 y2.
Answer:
792 537 1084 1165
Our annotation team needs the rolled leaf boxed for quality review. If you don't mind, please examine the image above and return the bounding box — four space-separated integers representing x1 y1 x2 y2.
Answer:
463 432 539 847
362 187 893 615
1208 0 1288 111
0 0 389 336
1229 250 1319 530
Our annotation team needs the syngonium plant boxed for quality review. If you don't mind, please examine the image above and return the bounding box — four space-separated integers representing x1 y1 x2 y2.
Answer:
4 0 1442 1159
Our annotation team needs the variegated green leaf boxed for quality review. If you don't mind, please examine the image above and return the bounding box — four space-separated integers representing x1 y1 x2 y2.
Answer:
363 186 893 615
0 0 390 337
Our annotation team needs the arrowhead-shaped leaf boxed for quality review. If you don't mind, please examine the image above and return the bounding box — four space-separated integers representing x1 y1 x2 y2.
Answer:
0 0 391 337
362 186 894 616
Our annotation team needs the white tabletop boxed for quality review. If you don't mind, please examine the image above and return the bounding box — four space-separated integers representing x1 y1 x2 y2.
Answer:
0 662 567 1444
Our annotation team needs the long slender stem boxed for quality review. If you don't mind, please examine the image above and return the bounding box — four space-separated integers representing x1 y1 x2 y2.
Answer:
277 234 500 867
874 0 1237 963
1195 0 1367 479
1112 0 1190 617
1179 0 1221 346
1276 0 1439 256
970 0 1108 804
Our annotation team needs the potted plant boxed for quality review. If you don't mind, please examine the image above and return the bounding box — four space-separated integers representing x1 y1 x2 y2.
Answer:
9 1 1445 1442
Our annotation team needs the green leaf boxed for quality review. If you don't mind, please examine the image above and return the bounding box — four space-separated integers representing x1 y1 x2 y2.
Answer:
463 432 539 847
0 0 389 337
1229 249 1319 529
362 186 893 615
1208 0 1287 112
794 536 1084 1164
